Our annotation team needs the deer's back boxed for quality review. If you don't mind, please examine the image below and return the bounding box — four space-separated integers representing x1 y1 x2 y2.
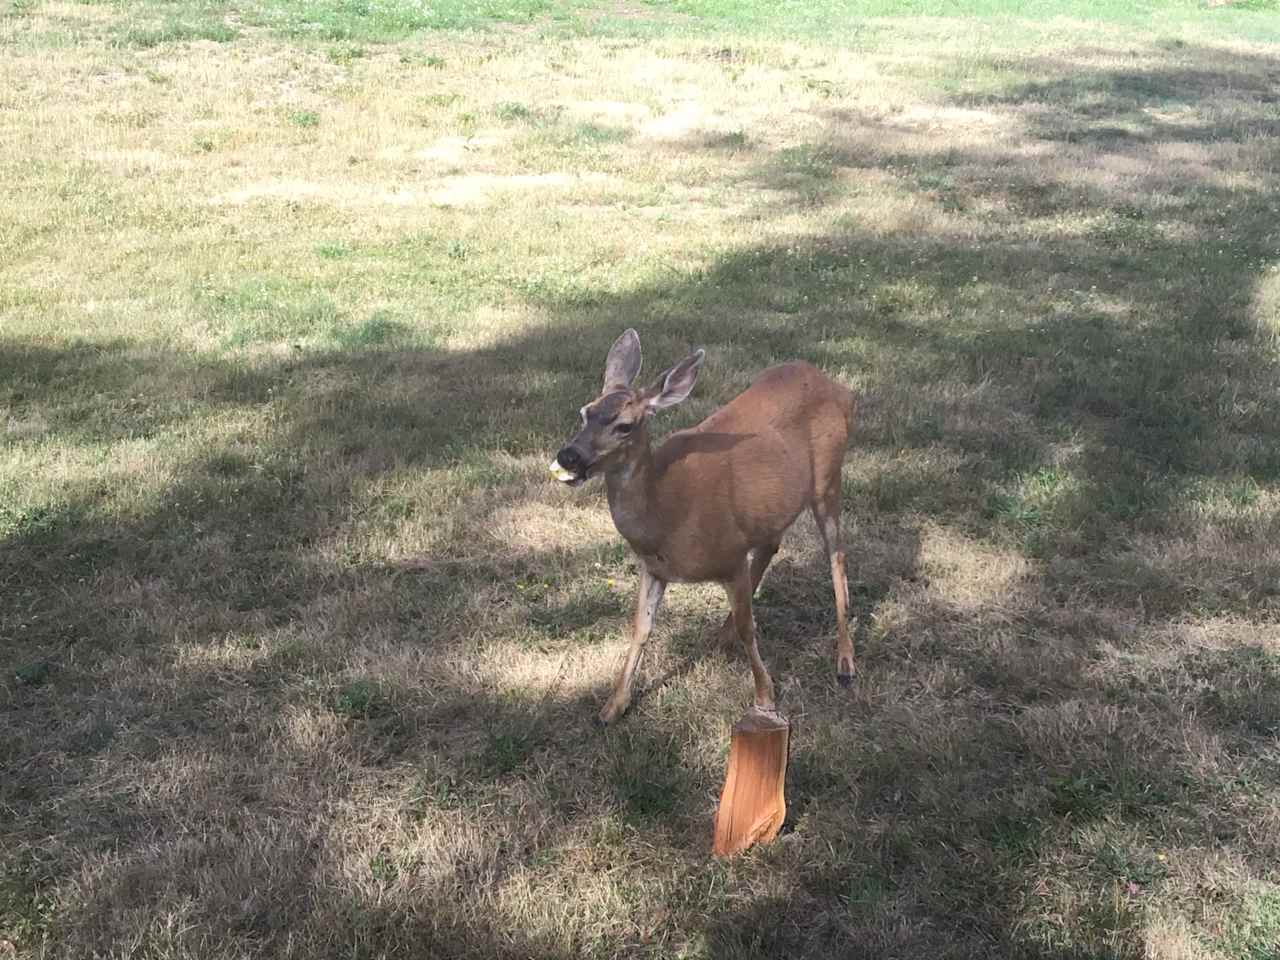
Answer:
646 362 853 581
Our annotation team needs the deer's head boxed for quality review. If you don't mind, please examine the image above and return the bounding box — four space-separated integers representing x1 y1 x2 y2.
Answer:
551 329 704 487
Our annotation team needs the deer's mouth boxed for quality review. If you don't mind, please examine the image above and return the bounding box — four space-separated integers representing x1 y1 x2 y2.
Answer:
549 459 589 487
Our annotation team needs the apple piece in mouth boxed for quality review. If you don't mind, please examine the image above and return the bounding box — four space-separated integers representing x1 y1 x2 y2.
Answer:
549 460 584 486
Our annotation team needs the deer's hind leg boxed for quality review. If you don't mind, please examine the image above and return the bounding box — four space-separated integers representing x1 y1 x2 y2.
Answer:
726 558 776 711
812 485 855 688
714 541 780 654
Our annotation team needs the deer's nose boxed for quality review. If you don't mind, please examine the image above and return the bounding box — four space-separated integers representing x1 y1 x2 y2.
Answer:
556 446 585 471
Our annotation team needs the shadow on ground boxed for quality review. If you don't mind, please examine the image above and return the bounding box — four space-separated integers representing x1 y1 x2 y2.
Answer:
4 41 1280 960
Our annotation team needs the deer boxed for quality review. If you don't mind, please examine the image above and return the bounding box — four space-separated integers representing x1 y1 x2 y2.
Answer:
550 329 856 726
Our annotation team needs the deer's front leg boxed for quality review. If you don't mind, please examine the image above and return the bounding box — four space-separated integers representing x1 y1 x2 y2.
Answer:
599 567 666 726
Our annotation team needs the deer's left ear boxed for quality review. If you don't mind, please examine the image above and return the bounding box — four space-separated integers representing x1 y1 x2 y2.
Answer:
647 349 704 411
603 329 643 391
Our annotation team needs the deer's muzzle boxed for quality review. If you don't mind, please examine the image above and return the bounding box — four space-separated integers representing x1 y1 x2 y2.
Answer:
550 445 590 486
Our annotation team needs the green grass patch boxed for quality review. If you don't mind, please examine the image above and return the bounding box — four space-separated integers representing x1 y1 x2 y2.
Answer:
333 678 389 719
480 730 535 775
327 41 367 62
247 0 587 41
111 17 238 47
1213 884 1280 960
194 277 441 350
287 109 321 128
607 728 687 824
634 0 1280 43
316 241 353 260
13 661 51 686
327 311 414 349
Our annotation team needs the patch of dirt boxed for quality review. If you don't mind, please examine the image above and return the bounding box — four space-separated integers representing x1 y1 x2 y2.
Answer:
567 100 651 122
416 134 507 165
210 180 420 206
426 171 614 207
893 104 1012 129
87 149 184 172
642 101 716 141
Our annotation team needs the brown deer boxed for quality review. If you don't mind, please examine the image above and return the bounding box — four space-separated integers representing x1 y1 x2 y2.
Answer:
551 329 856 725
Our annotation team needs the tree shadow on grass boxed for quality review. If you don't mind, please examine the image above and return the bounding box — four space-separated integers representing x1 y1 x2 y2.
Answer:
4 39 1280 960
496 41 1280 959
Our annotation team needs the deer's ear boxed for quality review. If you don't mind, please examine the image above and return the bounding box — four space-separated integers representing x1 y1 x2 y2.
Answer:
647 349 705 411
603 329 642 391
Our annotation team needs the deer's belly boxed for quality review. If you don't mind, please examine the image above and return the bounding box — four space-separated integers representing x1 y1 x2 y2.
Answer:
637 549 741 585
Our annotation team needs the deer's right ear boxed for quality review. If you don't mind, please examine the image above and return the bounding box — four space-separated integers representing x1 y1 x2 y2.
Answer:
647 348 705 411
603 328 642 391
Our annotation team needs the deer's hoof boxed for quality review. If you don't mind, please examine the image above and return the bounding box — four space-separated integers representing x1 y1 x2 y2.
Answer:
597 701 625 727
837 657 855 688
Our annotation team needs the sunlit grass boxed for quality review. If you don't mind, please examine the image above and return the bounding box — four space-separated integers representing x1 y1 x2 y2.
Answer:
3 0 1280 957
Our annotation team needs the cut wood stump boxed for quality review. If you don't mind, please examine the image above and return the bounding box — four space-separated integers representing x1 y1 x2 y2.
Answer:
712 706 790 857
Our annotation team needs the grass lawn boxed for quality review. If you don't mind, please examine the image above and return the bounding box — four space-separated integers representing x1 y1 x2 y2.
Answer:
3 0 1280 956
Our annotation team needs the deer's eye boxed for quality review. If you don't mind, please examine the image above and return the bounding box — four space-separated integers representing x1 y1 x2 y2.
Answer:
615 421 634 436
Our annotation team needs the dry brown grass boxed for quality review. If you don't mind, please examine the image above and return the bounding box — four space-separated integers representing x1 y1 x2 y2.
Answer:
3 0 1280 957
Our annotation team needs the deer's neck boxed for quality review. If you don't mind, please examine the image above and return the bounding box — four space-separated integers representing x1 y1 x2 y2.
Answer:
603 433 663 554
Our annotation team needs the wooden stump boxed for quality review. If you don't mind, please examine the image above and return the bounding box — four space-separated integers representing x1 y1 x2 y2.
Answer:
712 706 790 857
